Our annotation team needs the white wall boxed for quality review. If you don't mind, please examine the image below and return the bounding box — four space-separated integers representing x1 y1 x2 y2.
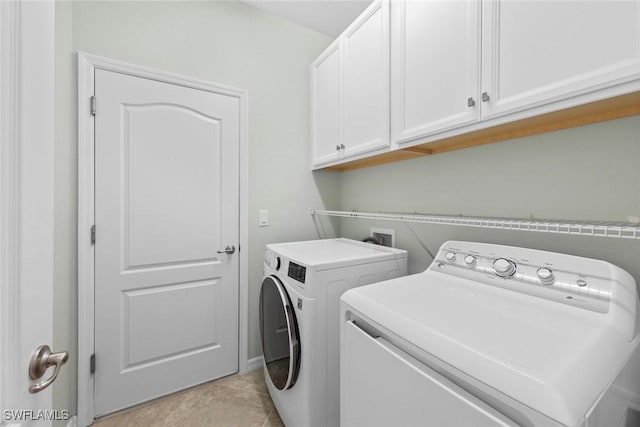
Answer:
54 0 337 418
334 116 640 282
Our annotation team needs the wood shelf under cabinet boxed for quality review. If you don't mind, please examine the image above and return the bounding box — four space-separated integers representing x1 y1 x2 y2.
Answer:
324 91 640 172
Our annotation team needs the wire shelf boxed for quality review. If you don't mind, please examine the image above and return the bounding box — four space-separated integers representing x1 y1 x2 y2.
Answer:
310 209 640 240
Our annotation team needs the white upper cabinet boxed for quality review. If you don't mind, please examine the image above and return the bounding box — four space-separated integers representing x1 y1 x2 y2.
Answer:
391 0 481 145
481 0 640 119
311 0 389 168
311 0 640 170
343 0 390 156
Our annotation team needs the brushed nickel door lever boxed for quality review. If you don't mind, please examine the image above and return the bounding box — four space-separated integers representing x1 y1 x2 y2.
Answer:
28 345 69 393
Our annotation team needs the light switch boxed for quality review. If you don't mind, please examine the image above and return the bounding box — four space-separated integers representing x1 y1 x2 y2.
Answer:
259 210 269 227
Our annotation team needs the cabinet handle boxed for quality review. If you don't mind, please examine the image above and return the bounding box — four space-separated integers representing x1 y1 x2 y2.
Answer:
467 97 476 107
482 92 490 102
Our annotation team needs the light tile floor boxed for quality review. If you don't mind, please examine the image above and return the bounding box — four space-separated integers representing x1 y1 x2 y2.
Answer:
92 370 284 427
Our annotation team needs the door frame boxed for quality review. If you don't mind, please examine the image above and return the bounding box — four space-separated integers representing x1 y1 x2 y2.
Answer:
1 0 55 422
1 1 22 412
77 53 249 426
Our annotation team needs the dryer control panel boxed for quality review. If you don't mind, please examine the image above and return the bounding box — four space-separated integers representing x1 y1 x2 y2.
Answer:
288 262 307 284
264 247 308 290
429 242 637 326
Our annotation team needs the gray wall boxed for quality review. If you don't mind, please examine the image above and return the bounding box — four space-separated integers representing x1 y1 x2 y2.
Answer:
54 0 336 417
334 116 640 283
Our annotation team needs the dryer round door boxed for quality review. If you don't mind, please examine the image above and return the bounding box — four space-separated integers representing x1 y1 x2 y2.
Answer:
259 275 301 390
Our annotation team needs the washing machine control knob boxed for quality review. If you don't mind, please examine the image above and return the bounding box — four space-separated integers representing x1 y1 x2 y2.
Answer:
464 255 477 267
493 258 516 277
444 252 457 262
537 267 554 284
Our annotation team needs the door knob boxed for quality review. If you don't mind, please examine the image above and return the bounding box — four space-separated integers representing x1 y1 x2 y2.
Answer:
217 245 236 255
28 345 69 393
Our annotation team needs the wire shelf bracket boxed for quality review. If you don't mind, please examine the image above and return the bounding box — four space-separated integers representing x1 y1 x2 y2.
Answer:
310 209 640 240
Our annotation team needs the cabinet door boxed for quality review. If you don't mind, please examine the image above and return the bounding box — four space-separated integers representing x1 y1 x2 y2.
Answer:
391 0 480 145
482 0 640 119
342 0 390 156
311 40 342 167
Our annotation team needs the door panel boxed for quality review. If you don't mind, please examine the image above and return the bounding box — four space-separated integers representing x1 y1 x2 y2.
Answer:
124 104 221 268
94 69 239 415
123 280 220 368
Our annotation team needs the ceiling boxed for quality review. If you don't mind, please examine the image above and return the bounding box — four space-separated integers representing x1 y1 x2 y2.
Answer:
241 0 373 38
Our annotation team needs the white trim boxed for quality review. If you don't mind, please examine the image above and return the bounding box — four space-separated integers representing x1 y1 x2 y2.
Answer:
76 53 96 427
238 79 250 377
246 356 264 373
0 0 21 413
77 53 249 427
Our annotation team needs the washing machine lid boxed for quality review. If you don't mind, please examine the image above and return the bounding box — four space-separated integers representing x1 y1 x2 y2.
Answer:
266 238 407 271
342 271 635 427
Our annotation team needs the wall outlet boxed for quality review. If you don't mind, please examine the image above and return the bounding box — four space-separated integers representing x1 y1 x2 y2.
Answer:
259 210 269 227
370 227 395 247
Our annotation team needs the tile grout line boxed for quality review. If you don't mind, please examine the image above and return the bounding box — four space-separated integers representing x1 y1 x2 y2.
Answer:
262 409 274 427
217 383 270 395
215 381 270 396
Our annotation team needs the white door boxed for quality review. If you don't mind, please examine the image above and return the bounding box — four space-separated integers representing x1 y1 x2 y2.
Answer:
94 69 240 416
391 0 480 145
1 1 62 425
481 0 640 119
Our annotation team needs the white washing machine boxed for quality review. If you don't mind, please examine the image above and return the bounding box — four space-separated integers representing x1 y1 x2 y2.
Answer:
259 238 407 427
341 241 640 427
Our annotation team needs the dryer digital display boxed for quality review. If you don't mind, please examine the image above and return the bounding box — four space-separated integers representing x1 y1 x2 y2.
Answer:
288 262 306 284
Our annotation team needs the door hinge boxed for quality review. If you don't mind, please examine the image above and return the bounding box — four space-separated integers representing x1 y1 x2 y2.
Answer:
90 225 96 245
90 353 96 374
90 95 96 115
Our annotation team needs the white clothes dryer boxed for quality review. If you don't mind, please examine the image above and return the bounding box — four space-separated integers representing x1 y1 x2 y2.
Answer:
259 238 407 427
341 241 640 427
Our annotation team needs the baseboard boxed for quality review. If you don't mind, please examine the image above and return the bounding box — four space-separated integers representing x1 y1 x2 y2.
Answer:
247 356 264 372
